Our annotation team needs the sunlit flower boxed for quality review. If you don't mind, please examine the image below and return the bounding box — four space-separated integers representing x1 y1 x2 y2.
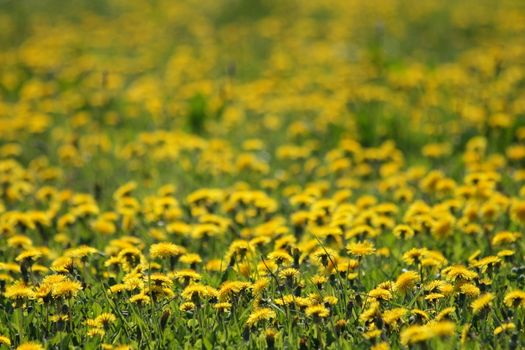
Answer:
305 304 330 319
503 290 525 308
245 308 276 327
0 335 11 347
400 321 455 346
471 293 495 314
346 241 375 256
494 323 515 336
394 271 420 294
5 282 35 301
16 342 44 350
52 280 82 299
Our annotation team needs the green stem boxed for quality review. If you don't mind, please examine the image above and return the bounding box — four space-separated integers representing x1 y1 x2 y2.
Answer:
18 307 24 343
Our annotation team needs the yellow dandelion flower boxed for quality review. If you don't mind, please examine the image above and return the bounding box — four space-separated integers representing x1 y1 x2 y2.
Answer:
435 307 455 321
461 323 471 345
149 242 186 259
393 224 414 239
411 309 429 322
494 323 515 336
471 293 495 314
95 313 117 328
147 273 173 287
108 284 127 295
52 280 82 299
245 308 276 327
113 181 137 200
305 304 330 319
491 231 521 246
360 301 380 322
402 248 428 265
503 290 525 308
225 240 252 263
510 200 525 223
442 265 477 283
424 293 445 302
394 271 420 294
129 293 151 305
399 325 430 345
274 294 296 307
312 247 339 266
179 301 196 312
382 308 407 326
16 342 44 350
323 296 338 306
172 269 201 284
218 281 251 301
0 335 11 347
346 240 375 256
252 278 270 296
400 321 455 346
51 256 74 273
65 245 98 259
87 328 106 337
267 250 293 265
497 249 515 260
181 284 210 301
179 253 202 266
428 321 456 337
278 268 300 281
5 282 35 301
368 288 392 302
364 323 382 339
15 249 42 263
371 342 390 350
470 255 502 272
214 302 232 312
311 274 328 287
205 259 226 272
459 283 480 298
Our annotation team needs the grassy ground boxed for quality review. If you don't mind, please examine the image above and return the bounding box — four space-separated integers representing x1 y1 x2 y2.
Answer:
0 0 525 349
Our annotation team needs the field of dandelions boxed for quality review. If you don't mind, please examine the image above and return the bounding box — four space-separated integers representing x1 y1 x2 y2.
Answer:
1 0 525 349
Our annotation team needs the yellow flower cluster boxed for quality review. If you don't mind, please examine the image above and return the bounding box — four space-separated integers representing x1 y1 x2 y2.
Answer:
0 0 525 349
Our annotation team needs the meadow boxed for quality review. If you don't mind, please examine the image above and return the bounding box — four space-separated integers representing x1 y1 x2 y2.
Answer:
0 0 525 349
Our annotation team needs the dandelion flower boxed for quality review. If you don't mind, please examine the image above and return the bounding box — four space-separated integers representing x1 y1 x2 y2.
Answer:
95 313 117 328
503 290 525 308
400 321 455 346
471 293 495 314
442 265 477 283
305 304 330 319
179 302 196 312
0 336 11 347
278 268 300 281
16 342 44 350
393 225 414 239
435 307 455 321
346 241 375 256
267 250 293 265
459 283 480 298
382 308 407 326
402 248 428 265
129 293 151 305
245 308 276 327
52 280 82 299
214 302 232 313
394 271 419 294
5 282 35 301
150 242 186 259
494 323 515 336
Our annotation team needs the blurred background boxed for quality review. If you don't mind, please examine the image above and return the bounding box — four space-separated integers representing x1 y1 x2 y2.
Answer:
0 0 524 197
